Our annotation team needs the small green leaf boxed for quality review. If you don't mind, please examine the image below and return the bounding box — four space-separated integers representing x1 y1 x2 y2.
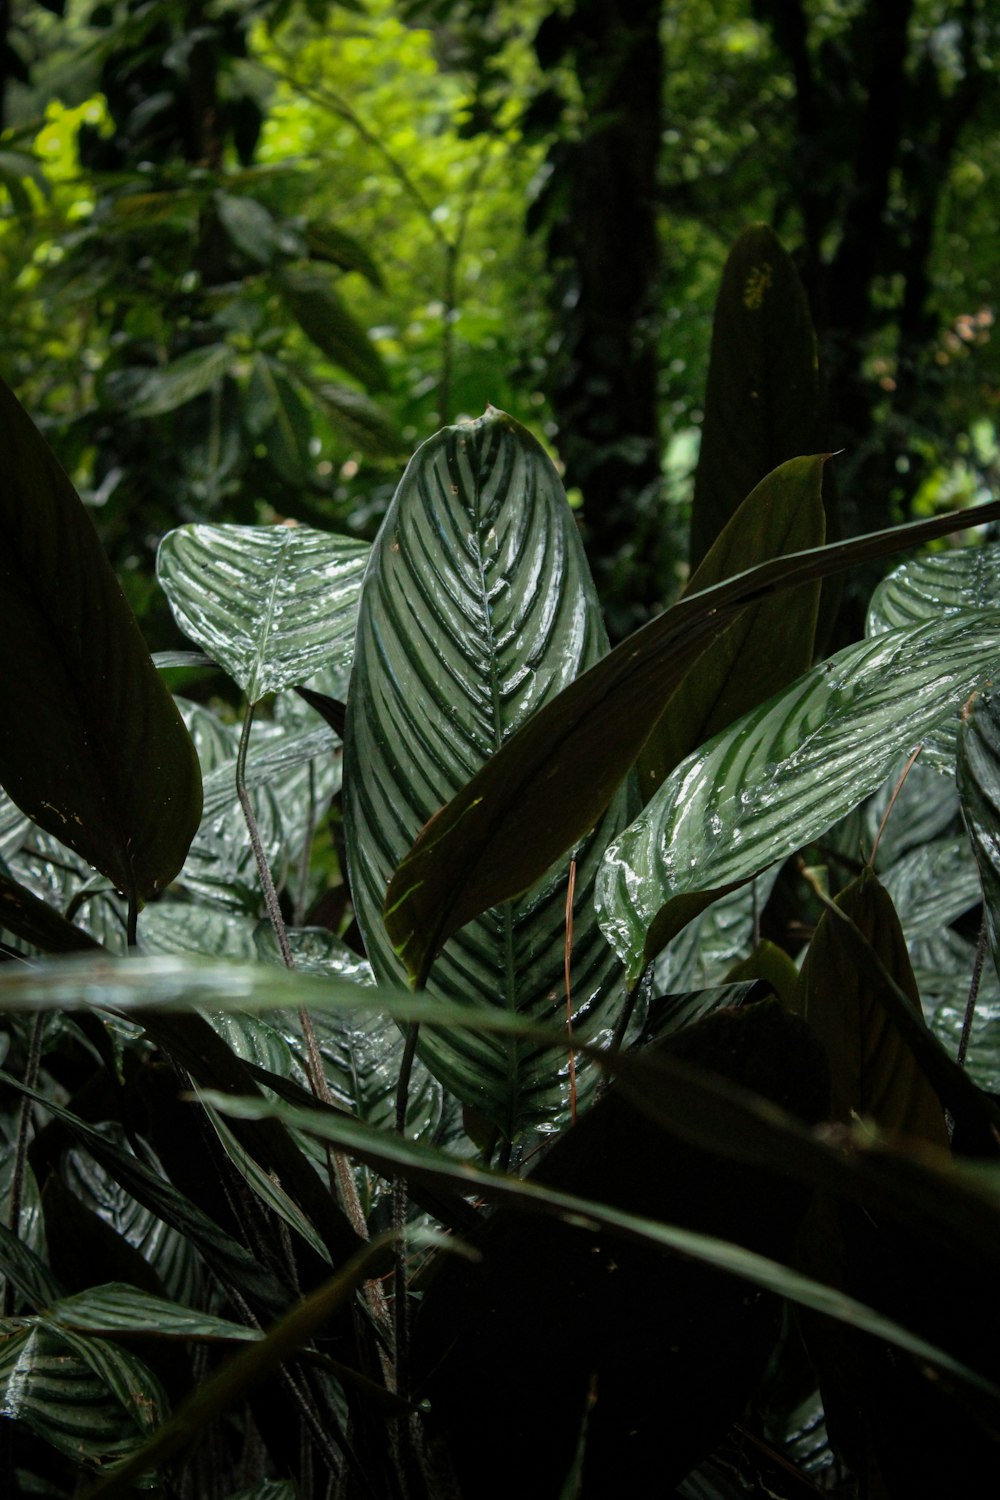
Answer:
131 343 233 417
0 380 202 901
215 191 279 265
690 224 821 568
277 267 388 391
598 613 1000 980
157 523 370 703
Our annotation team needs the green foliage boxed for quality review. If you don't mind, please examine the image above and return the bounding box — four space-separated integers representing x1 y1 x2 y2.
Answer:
5 204 1000 1500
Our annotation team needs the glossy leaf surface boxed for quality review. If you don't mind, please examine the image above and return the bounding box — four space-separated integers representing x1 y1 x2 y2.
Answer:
157 523 370 703
689 225 821 568
868 540 1000 633
0 379 202 899
0 1321 166 1470
345 408 630 1136
383 496 1000 984
598 613 1000 980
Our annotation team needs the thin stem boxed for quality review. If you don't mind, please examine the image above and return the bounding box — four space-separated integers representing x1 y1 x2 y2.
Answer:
237 700 294 967
870 743 923 867
237 703 387 1333
958 913 989 1070
392 1023 420 1401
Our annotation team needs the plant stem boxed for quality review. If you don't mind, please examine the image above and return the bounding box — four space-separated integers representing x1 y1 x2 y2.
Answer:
236 702 386 1328
236 701 294 967
392 1023 420 1400
958 913 989 1070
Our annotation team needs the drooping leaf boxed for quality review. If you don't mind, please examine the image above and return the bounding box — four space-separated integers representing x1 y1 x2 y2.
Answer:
277 267 388 391
641 455 825 795
157 523 370 704
383 495 1000 986
0 1217 65 1311
689 224 821 569
796 868 949 1146
0 379 202 901
131 343 234 417
597 612 1000 981
344 407 631 1137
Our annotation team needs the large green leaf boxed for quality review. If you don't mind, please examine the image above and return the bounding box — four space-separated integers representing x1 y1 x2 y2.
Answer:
382 495 1000 986
689 225 821 569
344 408 631 1138
157 523 370 704
0 379 202 902
597 612 1000 980
131 343 234 417
0 867 103 953
640 455 825 795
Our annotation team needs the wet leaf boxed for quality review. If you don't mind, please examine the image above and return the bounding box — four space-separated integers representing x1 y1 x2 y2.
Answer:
346 407 631 1137
157 523 370 704
383 495 1000 986
597 612 1000 981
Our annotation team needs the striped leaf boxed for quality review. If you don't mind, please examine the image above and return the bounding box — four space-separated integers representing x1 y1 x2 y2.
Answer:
344 408 631 1140
0 1322 165 1469
157 524 370 704
868 541 1000 633
597 613 1000 981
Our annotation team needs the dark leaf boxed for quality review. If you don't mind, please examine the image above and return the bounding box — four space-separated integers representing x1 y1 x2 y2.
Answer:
0 380 203 902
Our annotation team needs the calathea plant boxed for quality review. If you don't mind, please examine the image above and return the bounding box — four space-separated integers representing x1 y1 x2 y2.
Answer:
3 230 1000 1499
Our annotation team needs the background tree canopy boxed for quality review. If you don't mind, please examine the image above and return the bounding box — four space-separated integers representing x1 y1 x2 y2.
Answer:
1 0 997 639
